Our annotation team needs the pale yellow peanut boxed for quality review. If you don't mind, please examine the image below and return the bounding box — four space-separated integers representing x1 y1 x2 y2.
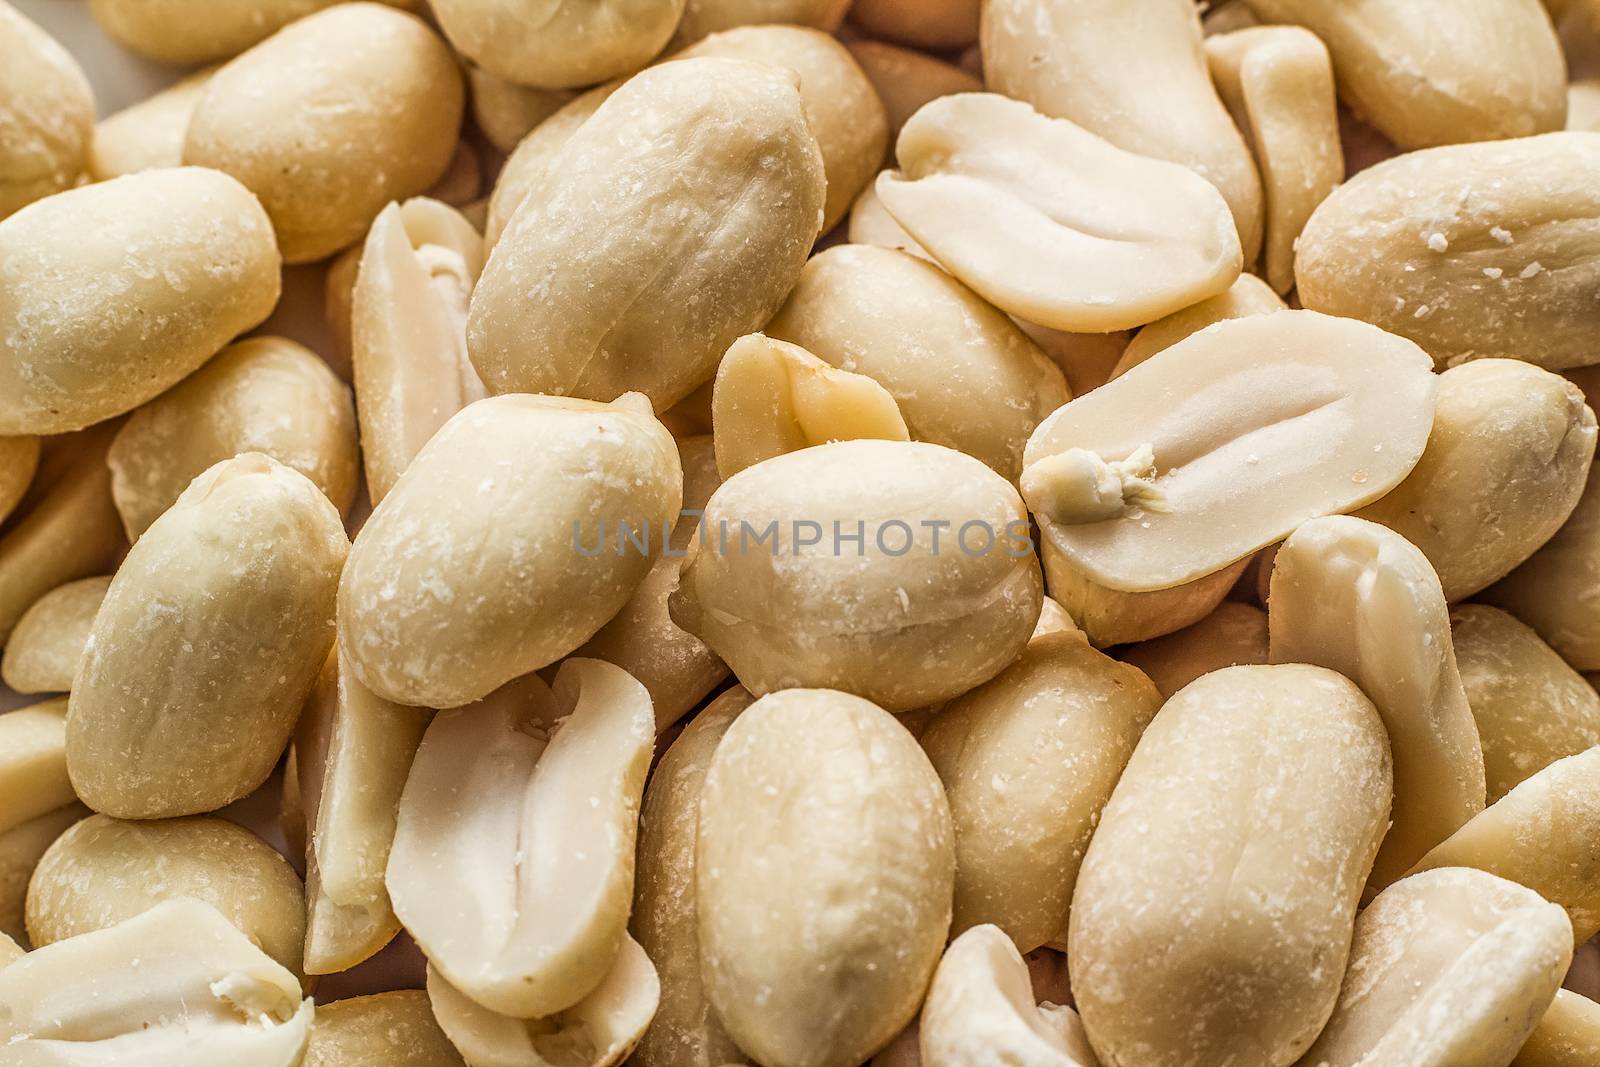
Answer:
108 336 359 540
671 0 850 47
67 454 348 819
1118 601 1269 699
0 898 314 1064
767 244 1069 481
670 440 1043 712
2 576 111 694
0 930 20 967
433 0 682 90
0 167 280 435
339 394 681 709
711 334 908 480
184 3 464 263
571 436 728 731
88 0 421 64
304 990 464 1067
351 198 486 505
1022 311 1436 594
0 699 83 943
1296 133 1600 370
878 93 1242 333
1300 868 1572 1067
920 633 1160 953
848 180 933 262
1069 664 1391 1067
1269 516 1486 889
88 68 212 181
1242 0 1566 149
1515 990 1600 1067
484 81 620 249
697 689 954 1067
0 1 92 221
1570 79 1600 131
630 687 753 1067
1357 359 1596 601
389 661 653 1018
469 59 824 409
467 67 571 154
25 814 306 975
0 803 86 944
982 0 1263 261
845 40 982 147
678 25 887 232
1452 605 1600 802
0 435 39 528
1205 26 1343 294
1110 273 1284 380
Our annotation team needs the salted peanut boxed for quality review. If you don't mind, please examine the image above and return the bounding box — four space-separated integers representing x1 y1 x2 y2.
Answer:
1205 27 1342 294
679 26 887 232
711 334 908 479
468 67 571 154
670 440 1043 712
1516 990 1600 1067
1 804 86 943
1360 360 1595 600
108 337 359 539
88 67 212 181
352 198 486 504
1411 747 1600 944
428 937 659 1067
572 437 728 731
1571 79 1600 132
671 0 850 47
846 40 982 146
25 814 306 975
698 689 954 1067
434 0 680 90
390 661 653 1018
304 990 463 1067
340 394 681 708
1110 273 1285 379
68 454 348 819
1296 134 1600 370
1300 868 1572 1067
848 182 933 261
1452 605 1600 801
631 687 752 1067
767 245 1070 480
1270 516 1486 889
469 60 825 410
483 81 620 249
1241 0 1564 148
877 94 1242 334
1119 601 1270 699
1069 664 1392 1067
184 4 464 263
982 0 1263 262
0 898 313 1064
920 926 1099 1067
87 0 420 64
0 435 37 525
0 167 280 435
921 633 1160 952
1022 311 1436 594
0 930 19 967
852 0 978 49
295 649 429 975
2 577 111 694
0 2 92 221
0 427 123 643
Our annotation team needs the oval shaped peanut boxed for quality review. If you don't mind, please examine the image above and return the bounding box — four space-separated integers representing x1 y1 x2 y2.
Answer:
698 689 954 1067
1296 133 1600 370
340 394 681 709
468 67 571 154
468 58 825 409
0 167 280 435
669 440 1043 712
26 814 305 975
184 3 464 263
483 81 619 249
766 244 1069 481
0 1 92 221
671 0 850 47
1301 868 1572 1067
845 39 982 145
1517 990 1600 1067
1452 605 1600 802
88 67 212 181
67 454 348 819
88 0 421 64
303 990 463 1067
1111 273 1285 379
1042 544 1250 649
1119 601 1270 699
1 576 111 694
433 0 681 90
1358 359 1595 601
108 336 359 540
921 633 1161 953
1070 664 1392 1067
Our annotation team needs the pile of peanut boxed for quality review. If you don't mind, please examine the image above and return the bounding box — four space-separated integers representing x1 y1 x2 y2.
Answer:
3 0 1600 1065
